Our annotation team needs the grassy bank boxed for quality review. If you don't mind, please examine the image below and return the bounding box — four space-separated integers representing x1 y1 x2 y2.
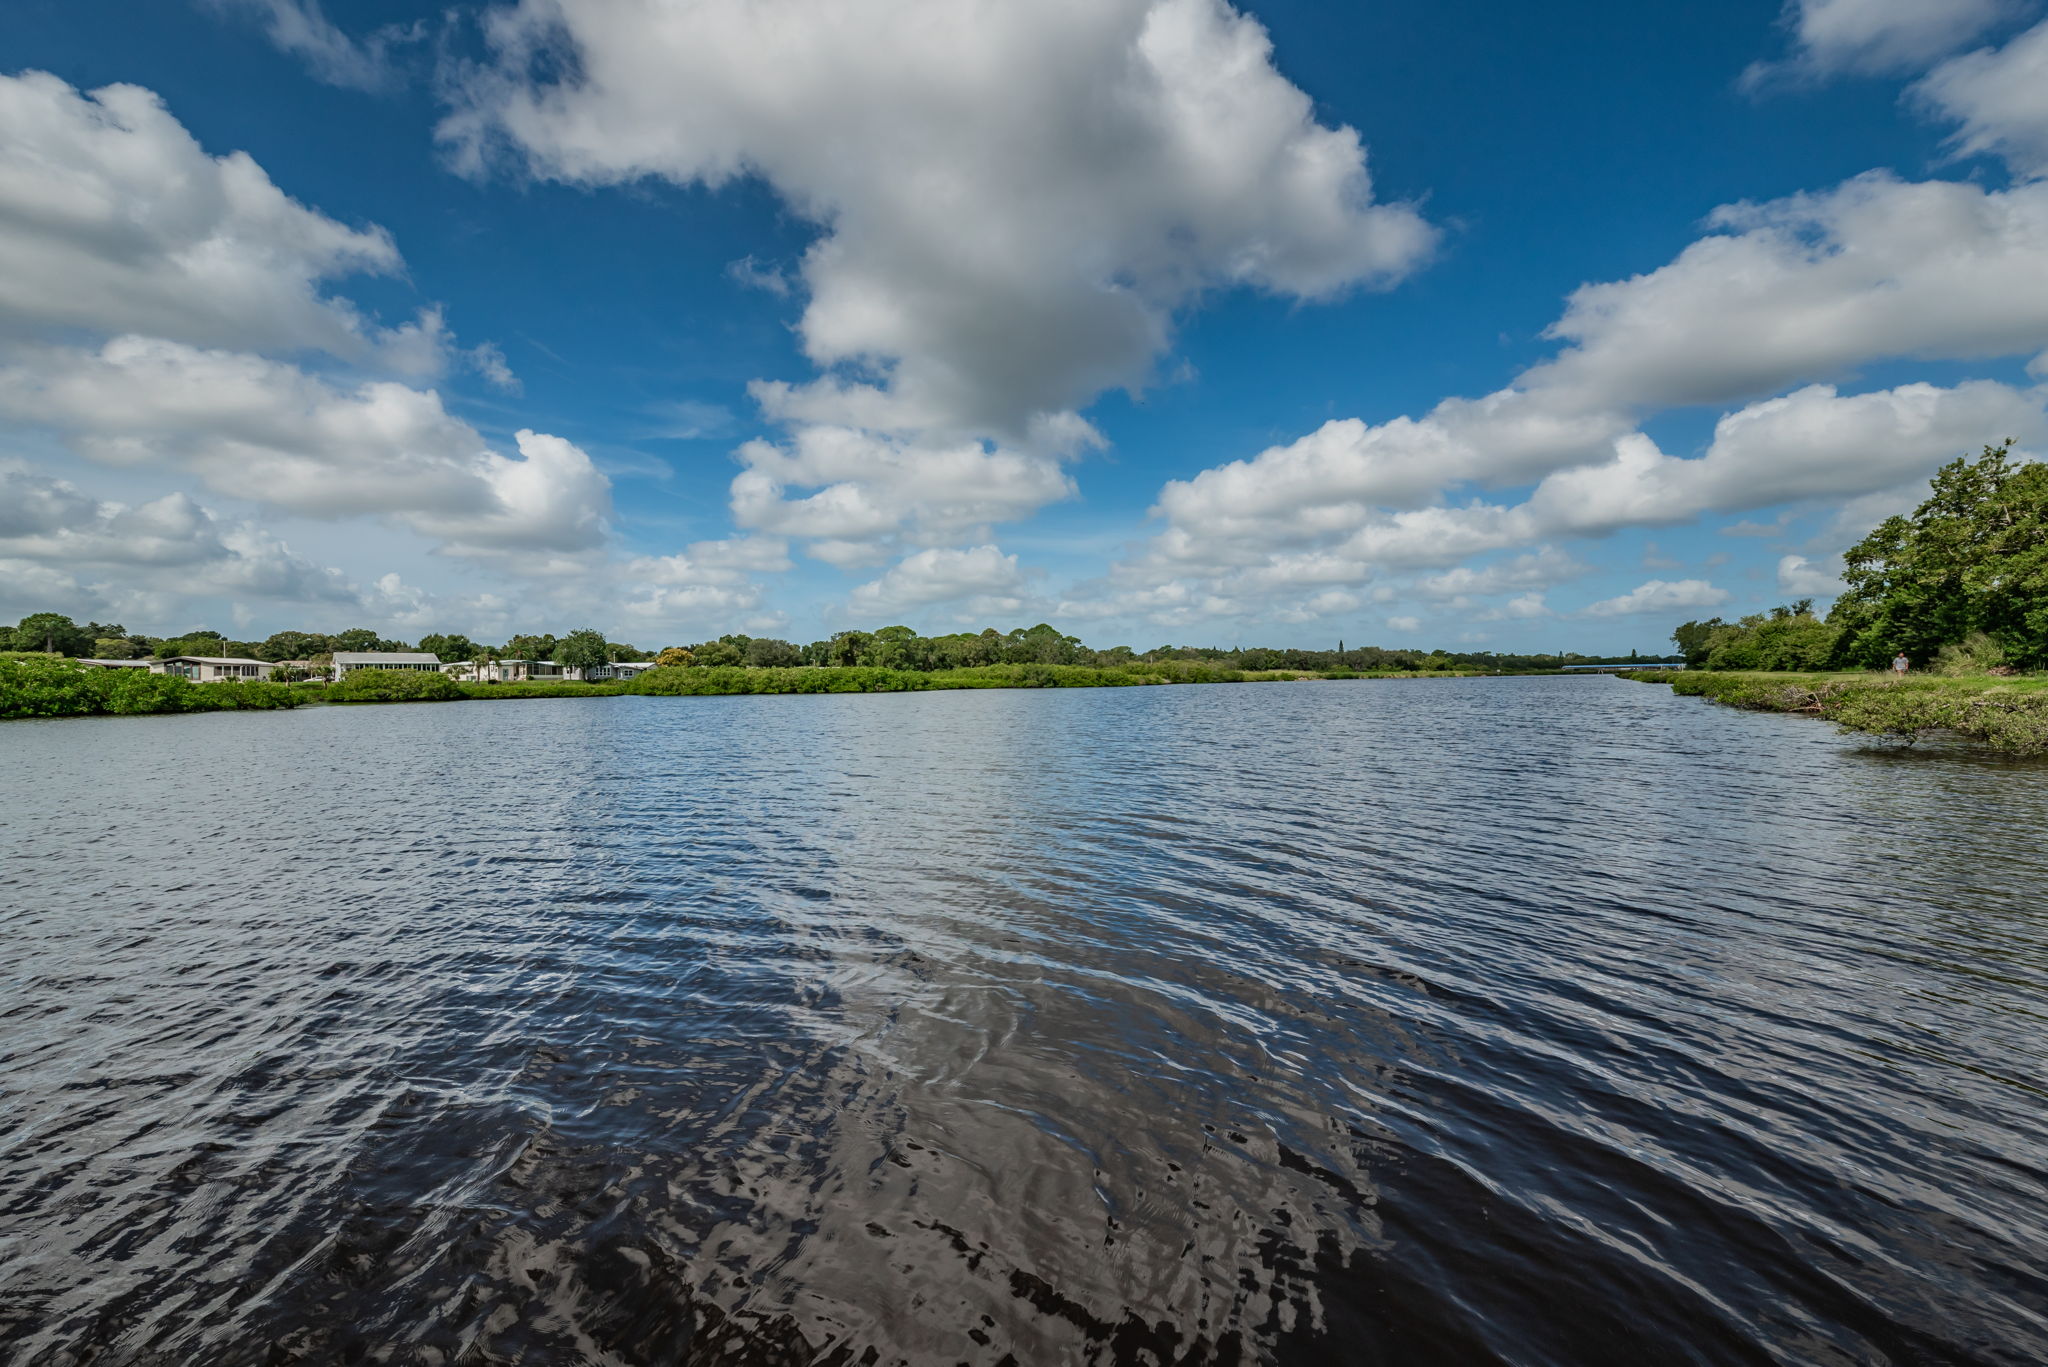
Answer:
1618 669 2048 754
0 657 303 720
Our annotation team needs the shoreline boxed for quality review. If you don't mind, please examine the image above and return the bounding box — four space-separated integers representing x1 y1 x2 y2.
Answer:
3 659 1580 722
1618 669 2048 755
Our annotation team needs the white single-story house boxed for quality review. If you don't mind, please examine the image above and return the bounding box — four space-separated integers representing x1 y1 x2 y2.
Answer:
471 658 589 683
148 656 277 681
585 660 660 680
78 658 154 670
333 651 444 677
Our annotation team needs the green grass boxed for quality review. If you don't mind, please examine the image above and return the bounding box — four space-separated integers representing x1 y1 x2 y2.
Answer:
1617 669 2048 753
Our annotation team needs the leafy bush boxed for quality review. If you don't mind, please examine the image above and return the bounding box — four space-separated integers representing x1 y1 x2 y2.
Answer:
458 680 628 699
323 668 467 703
0 657 301 719
1933 631 2008 677
618 661 1485 696
625 665 932 695
1671 604 1843 671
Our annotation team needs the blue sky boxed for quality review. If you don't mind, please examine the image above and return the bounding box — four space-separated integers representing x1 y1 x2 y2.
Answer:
4 0 2047 652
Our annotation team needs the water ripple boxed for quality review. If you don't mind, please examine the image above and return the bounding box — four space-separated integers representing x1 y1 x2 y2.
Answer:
2 678 2046 1364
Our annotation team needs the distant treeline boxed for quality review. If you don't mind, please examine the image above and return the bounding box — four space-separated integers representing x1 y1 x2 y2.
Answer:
0 654 1513 722
1673 442 2048 674
0 612 1672 676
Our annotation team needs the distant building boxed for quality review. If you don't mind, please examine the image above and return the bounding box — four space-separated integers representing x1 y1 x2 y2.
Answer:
332 651 443 678
1559 663 1686 673
443 658 653 684
585 660 659 680
77 659 154 670
472 658 582 683
148 656 278 681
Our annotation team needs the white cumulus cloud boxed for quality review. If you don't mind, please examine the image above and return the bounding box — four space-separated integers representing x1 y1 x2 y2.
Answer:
0 72 439 366
445 0 1433 439
1777 554 1847 597
0 338 612 557
1916 18 2048 180
1585 579 1732 618
1746 0 2017 83
205 0 413 91
443 0 1436 567
1088 153 2048 630
0 463 361 606
730 425 1076 563
848 545 1030 617
1527 174 2048 413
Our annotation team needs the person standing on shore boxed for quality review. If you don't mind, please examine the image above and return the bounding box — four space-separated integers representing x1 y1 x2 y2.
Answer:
1892 652 1910 677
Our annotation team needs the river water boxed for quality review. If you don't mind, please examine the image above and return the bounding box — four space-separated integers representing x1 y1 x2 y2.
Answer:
2 677 2045 1365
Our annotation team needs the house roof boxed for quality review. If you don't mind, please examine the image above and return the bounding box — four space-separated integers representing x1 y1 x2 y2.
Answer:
163 656 270 666
334 651 441 665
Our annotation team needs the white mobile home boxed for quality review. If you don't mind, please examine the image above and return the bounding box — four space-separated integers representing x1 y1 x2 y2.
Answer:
584 661 659 680
473 659 587 683
332 651 443 678
149 656 277 681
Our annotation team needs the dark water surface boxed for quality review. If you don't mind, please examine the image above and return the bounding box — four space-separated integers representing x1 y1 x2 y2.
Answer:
3 678 2047 1365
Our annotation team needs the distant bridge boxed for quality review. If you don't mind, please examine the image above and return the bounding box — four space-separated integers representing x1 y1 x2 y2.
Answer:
1559 663 1686 673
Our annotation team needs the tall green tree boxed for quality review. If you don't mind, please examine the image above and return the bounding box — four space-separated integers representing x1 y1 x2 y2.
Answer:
1680 604 1841 671
688 638 744 667
153 630 236 658
331 627 388 651
743 637 802 668
257 630 329 661
1830 441 2048 669
504 633 558 661
553 628 611 671
418 633 481 662
14 613 93 656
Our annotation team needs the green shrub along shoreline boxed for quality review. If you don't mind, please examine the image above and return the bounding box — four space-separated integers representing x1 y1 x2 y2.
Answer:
1617 669 2048 754
0 655 304 720
271 660 1514 705
2 656 1534 721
